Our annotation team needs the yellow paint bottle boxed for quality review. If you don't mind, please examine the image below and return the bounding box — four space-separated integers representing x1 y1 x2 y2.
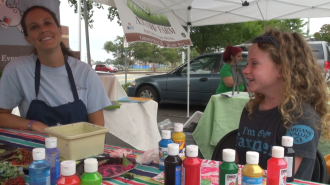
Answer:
172 123 186 160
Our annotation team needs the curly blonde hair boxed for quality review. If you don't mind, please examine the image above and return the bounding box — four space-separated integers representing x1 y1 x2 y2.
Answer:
246 29 330 140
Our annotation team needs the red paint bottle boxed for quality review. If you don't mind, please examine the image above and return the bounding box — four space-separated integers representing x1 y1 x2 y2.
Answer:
182 145 202 185
57 160 80 185
267 146 287 185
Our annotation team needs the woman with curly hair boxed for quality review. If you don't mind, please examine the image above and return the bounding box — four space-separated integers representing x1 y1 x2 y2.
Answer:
235 29 330 180
216 45 244 94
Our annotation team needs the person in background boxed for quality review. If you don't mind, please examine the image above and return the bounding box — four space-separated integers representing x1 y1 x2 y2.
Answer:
235 29 330 180
216 45 245 94
0 6 111 132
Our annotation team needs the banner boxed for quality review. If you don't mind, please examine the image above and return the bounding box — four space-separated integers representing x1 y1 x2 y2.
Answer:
114 0 192 48
0 0 60 71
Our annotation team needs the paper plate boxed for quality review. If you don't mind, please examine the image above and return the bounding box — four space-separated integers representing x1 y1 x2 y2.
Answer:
76 157 138 179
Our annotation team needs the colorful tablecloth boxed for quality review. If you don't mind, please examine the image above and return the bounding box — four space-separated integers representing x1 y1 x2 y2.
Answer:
0 128 326 185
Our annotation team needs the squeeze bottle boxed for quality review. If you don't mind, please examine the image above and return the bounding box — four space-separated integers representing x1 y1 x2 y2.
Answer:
45 137 61 185
171 123 186 160
159 130 173 171
282 136 295 182
241 151 263 185
57 160 80 185
80 158 102 185
219 149 238 185
182 145 202 185
164 143 182 185
267 146 287 185
29 148 51 185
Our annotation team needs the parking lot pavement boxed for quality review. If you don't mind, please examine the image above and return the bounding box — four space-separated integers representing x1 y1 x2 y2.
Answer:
157 103 206 124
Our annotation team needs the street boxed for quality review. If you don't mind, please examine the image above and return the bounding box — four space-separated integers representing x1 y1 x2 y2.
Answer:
114 73 146 85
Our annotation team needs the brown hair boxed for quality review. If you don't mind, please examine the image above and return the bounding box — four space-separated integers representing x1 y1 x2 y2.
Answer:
246 29 330 140
21 6 74 57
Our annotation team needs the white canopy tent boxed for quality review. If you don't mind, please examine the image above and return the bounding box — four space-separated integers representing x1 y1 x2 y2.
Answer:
82 0 330 116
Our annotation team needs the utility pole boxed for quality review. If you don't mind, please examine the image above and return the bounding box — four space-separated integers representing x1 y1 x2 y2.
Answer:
123 37 129 84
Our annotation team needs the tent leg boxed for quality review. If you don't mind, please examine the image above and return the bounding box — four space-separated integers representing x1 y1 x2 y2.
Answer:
83 0 91 65
187 25 191 118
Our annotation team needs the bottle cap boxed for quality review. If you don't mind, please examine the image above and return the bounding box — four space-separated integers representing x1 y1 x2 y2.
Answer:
246 151 259 164
282 136 294 147
61 160 76 176
32 148 46 160
222 149 235 162
45 137 57 148
167 143 179 156
174 123 183 132
186 145 198 157
161 130 171 139
84 158 98 173
272 146 284 158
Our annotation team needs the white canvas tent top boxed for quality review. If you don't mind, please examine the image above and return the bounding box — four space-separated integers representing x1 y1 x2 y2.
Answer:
91 0 330 27
85 0 330 117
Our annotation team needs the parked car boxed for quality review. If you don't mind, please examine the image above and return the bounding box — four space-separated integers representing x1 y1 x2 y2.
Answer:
307 41 330 74
127 51 248 105
236 41 330 73
95 64 118 73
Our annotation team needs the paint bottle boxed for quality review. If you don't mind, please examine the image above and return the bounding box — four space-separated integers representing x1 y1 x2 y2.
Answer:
219 149 238 185
267 146 287 185
57 160 80 185
282 136 295 182
80 158 102 185
29 148 51 185
182 145 202 185
171 123 186 160
242 151 263 185
164 143 182 185
159 130 174 171
45 137 60 185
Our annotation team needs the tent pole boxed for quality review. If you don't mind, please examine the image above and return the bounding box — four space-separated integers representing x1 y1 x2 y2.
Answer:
187 25 190 118
83 0 91 65
78 0 81 60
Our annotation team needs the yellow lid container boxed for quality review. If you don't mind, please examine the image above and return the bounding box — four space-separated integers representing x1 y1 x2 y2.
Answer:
44 122 109 160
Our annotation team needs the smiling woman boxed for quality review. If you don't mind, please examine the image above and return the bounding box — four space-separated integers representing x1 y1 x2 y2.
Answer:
0 6 111 132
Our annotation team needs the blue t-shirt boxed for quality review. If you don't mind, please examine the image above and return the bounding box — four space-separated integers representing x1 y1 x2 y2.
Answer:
0 54 110 118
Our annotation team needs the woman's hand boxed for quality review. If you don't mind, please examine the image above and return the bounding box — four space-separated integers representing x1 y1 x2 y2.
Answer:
30 121 49 132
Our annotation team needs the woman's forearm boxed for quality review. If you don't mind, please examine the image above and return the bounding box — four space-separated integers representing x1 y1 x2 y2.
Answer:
0 108 48 132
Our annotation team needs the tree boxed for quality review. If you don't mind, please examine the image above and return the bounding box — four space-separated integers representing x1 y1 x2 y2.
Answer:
67 0 103 28
103 36 134 66
314 24 330 43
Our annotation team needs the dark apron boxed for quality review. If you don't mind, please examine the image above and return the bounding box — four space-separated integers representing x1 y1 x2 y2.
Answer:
26 59 88 126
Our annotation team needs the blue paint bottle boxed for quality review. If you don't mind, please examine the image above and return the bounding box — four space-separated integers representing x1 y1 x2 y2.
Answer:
159 130 173 171
45 137 61 185
29 148 51 185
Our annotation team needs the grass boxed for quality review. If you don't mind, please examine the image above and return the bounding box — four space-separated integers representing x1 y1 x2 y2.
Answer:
122 82 132 93
127 0 170 26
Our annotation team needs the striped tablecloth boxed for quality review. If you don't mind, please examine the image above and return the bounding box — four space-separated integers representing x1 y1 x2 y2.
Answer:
0 128 325 185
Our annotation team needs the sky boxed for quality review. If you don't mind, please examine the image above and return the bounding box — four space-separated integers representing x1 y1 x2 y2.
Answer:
59 1 329 63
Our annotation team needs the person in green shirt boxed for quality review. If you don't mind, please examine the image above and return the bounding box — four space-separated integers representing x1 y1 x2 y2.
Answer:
216 45 245 94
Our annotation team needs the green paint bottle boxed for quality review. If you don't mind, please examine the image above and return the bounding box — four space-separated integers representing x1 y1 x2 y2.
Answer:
219 149 238 185
81 158 102 185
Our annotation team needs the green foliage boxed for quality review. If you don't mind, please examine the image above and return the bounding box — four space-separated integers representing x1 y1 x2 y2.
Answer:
314 24 330 43
67 0 103 29
122 82 132 93
126 0 170 26
0 162 24 181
